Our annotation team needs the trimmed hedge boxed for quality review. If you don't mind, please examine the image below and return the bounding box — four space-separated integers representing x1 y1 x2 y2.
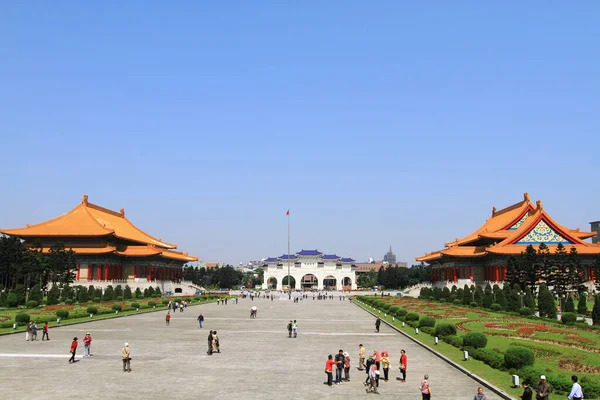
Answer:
504 346 534 369
453 299 462 305
470 348 504 370
405 312 419 321
434 323 457 337
561 312 577 324
395 309 407 318
462 332 487 349
86 306 98 315
419 316 435 328
56 309 70 319
162 300 170 305
490 303 502 311
15 313 31 324
65 299 74 305
112 304 122 312
519 307 533 316
131 302 140 309
147 301 156 307
443 334 462 347
26 300 38 308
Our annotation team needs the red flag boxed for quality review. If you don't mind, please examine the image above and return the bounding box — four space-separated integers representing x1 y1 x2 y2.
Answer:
286 210 290 216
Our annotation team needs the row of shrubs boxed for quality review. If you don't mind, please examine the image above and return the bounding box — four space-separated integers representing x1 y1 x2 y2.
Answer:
356 296 600 398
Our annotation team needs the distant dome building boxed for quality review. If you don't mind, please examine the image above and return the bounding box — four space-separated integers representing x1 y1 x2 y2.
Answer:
262 249 356 290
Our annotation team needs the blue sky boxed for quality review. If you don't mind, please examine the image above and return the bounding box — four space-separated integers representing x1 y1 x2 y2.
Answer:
1 2 598 266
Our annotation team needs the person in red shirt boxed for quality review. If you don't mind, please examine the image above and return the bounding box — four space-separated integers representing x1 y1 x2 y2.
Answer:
324 355 338 386
69 337 78 363
399 349 408 382
42 322 49 341
165 312 171 326
83 333 93 356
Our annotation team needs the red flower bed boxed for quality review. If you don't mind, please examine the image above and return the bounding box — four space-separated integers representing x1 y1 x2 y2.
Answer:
534 325 548 332
0 316 10 322
565 335 597 345
44 305 75 311
516 327 535 336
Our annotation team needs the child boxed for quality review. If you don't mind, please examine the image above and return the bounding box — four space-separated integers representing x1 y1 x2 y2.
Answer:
83 333 93 356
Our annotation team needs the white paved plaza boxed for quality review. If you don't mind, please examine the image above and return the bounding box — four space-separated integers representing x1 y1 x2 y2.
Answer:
0 295 503 399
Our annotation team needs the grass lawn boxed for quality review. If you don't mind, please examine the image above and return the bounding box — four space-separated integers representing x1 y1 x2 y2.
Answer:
354 296 600 399
0 294 228 335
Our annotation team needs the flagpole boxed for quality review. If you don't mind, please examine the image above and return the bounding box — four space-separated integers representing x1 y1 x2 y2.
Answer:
287 210 291 298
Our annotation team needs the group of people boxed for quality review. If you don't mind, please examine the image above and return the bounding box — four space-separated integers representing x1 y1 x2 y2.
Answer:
206 330 220 355
25 321 50 341
324 344 410 395
286 320 298 338
167 300 186 312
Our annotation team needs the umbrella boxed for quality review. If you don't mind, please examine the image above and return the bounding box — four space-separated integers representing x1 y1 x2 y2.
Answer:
251 306 258 311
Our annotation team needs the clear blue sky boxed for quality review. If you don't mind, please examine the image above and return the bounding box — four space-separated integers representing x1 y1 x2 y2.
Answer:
1 2 599 266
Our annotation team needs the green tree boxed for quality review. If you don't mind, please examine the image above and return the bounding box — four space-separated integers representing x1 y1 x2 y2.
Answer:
564 295 575 313
114 285 123 298
482 283 493 308
134 287 143 298
103 285 114 301
538 283 556 319
493 284 507 310
505 255 521 288
358 270 378 288
13 284 26 305
143 288 149 298
462 284 472 305
594 256 600 293
592 295 600 326
551 243 569 298
123 285 132 299
28 284 43 303
567 246 586 294
508 284 522 312
61 284 73 301
147 286 155 297
442 287 451 301
95 287 102 300
473 286 483 306
154 286 161 297
77 286 88 302
522 245 540 293
577 295 588 315
47 242 76 285
524 286 536 309
46 285 60 305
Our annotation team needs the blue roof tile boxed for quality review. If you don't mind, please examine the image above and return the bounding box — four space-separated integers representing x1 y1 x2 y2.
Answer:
297 249 322 256
264 257 279 262
279 254 298 260
321 254 340 260
340 257 355 262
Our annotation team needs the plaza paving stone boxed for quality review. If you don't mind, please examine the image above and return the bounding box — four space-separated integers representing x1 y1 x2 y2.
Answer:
0 294 503 399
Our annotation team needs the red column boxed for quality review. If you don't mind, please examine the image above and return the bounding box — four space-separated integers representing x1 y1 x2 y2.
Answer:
104 264 109 281
494 265 498 281
97 265 101 281
453 267 457 282
147 266 151 281
76 264 81 281
503 265 507 281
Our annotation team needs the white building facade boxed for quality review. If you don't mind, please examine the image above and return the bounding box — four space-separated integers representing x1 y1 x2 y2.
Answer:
262 250 357 290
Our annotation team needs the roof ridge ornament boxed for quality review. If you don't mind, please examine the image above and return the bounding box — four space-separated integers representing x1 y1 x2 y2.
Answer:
524 192 530 201
82 194 89 205
492 206 497 216
120 208 125 217
536 200 543 210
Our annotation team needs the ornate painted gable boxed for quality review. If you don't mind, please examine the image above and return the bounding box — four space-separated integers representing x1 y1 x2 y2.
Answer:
508 213 528 230
515 219 572 245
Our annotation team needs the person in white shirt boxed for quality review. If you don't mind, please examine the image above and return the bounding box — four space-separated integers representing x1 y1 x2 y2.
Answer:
567 375 583 400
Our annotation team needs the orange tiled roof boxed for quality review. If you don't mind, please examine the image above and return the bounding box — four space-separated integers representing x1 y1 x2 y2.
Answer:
417 193 600 261
1 194 176 249
116 245 198 261
33 244 116 255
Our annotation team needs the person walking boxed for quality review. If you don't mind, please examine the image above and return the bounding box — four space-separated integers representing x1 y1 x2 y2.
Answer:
324 355 337 386
375 317 381 333
26 322 32 341
30 321 38 341
366 362 379 394
420 374 431 400
381 351 390 381
535 375 551 399
371 349 381 370
121 343 131 372
207 331 213 355
473 387 488 400
343 352 351 382
399 349 408 382
519 381 532 400
567 375 583 400
179 303 183 313
287 320 293 338
68 337 78 363
83 333 93 357
197 314 204 328
165 312 171 326
212 331 220 353
292 320 298 338
358 344 366 370
335 349 345 385
41 322 49 341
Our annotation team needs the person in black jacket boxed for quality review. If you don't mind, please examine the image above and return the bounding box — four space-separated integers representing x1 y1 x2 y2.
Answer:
375 318 381 333
334 349 345 385
287 321 293 338
519 381 532 400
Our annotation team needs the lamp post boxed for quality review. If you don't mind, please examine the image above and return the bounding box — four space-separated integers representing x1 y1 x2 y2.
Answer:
559 294 565 315
518 291 526 308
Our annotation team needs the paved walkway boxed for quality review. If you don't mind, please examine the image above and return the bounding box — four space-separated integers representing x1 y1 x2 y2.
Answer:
0 295 501 399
